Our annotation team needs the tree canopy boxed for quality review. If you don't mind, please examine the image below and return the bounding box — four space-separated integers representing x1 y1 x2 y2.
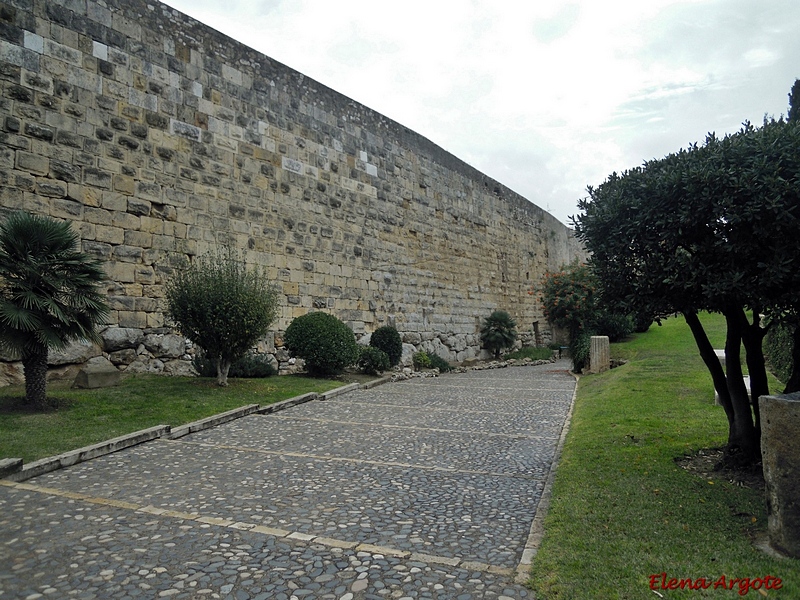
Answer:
165 248 279 386
574 108 800 465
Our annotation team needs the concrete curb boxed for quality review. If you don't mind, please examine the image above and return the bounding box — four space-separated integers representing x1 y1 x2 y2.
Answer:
0 458 23 478
359 375 393 390
319 383 360 400
169 404 261 439
5 425 170 483
256 392 319 414
515 371 580 584
0 376 392 483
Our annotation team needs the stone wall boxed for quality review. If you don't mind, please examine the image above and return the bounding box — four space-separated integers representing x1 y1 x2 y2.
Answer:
0 0 584 378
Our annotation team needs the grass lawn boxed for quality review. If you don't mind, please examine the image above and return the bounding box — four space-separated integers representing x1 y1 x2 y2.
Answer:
528 313 800 598
0 374 345 463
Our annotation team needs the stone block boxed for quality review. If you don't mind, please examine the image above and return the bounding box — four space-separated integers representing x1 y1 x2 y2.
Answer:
144 333 185 358
101 326 144 352
0 458 23 477
589 336 610 374
73 358 121 389
16 151 49 175
761 392 800 558
48 340 102 366
108 348 137 365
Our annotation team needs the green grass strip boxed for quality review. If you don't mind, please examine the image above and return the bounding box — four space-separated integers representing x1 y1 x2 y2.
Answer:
529 313 799 598
0 374 343 463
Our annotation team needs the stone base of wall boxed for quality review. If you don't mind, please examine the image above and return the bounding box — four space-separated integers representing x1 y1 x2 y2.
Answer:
0 324 557 386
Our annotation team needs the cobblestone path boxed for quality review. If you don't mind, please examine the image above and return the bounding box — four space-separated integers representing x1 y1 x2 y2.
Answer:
0 361 576 599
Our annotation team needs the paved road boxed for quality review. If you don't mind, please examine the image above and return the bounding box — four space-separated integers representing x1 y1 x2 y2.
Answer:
0 361 576 600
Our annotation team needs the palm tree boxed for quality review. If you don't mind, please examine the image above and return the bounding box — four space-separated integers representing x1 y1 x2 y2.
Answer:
480 310 517 359
0 212 109 408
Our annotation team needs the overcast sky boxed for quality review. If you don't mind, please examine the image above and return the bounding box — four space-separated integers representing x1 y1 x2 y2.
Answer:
162 0 800 225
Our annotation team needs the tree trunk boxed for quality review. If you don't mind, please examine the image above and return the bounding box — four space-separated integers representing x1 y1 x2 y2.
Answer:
784 323 800 394
684 310 760 466
22 344 49 410
216 357 231 386
723 309 760 466
740 309 767 441
684 311 735 430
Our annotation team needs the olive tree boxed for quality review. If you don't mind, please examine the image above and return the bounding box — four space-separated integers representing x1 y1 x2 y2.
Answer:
165 248 279 386
574 114 800 466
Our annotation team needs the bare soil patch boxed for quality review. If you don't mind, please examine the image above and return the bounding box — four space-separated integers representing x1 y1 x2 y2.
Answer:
676 446 765 490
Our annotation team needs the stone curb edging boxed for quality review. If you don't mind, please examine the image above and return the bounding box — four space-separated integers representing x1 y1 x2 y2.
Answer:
359 375 393 390
319 382 360 400
0 458 23 478
1 383 367 483
514 371 580 584
4 425 170 483
256 392 319 414
169 404 261 439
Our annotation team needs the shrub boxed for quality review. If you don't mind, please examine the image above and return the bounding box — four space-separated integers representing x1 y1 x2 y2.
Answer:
594 311 633 342
428 353 454 372
413 351 432 369
284 312 360 377
193 349 276 378
0 212 109 409
631 309 654 333
358 346 391 375
480 310 518 359
765 320 793 384
571 330 592 373
165 247 279 386
370 326 403 367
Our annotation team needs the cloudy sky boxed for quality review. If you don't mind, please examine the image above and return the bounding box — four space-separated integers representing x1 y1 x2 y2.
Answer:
162 0 800 225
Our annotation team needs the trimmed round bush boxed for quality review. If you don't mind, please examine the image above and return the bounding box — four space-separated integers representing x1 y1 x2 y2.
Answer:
358 346 390 375
370 325 402 367
284 312 360 377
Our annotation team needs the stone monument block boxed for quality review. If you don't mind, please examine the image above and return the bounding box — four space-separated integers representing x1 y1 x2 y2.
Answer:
760 391 800 558
73 357 121 389
589 335 610 373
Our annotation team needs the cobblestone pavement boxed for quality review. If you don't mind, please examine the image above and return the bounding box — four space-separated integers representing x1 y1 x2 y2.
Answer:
0 361 576 599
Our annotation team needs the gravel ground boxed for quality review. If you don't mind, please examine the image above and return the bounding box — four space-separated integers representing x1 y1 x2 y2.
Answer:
0 361 576 599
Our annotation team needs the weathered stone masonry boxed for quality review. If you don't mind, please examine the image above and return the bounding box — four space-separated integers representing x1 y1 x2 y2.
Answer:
0 0 583 377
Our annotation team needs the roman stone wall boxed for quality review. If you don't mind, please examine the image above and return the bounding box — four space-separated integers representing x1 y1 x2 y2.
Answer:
0 0 584 377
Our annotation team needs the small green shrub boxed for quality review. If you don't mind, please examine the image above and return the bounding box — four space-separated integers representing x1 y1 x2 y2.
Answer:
193 350 276 378
413 351 432 369
370 326 403 367
505 347 553 361
594 311 633 342
358 346 391 375
765 320 793 384
428 353 453 372
284 312 360 377
571 331 592 372
229 352 277 378
631 309 654 333
480 310 517 359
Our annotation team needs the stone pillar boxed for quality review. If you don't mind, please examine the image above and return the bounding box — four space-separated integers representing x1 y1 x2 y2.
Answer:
589 336 610 374
760 392 800 558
